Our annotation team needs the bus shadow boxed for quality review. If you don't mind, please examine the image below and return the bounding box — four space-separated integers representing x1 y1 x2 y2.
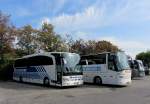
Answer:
0 80 84 90
132 77 145 80
0 80 63 90
0 81 125 91
83 83 125 91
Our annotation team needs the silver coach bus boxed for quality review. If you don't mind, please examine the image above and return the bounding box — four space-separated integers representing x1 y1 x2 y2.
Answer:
13 52 83 87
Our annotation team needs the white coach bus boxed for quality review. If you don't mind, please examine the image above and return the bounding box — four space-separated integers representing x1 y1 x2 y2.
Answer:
13 52 83 87
80 51 131 86
133 60 145 77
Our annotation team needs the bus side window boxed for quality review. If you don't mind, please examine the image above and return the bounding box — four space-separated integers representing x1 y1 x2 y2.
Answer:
15 59 27 67
28 56 54 66
95 54 106 64
41 56 53 65
26 67 37 72
88 61 95 65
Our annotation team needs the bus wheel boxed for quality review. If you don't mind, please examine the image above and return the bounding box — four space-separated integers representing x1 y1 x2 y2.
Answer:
94 77 102 85
44 78 50 86
19 76 23 82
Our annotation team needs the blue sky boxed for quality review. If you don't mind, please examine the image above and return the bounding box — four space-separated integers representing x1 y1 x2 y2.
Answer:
0 0 150 57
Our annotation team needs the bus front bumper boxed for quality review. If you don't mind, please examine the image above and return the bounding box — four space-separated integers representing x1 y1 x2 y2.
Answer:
62 75 83 86
115 77 132 86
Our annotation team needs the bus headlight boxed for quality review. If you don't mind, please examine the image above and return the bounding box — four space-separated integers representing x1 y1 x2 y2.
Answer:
63 78 70 81
119 76 124 78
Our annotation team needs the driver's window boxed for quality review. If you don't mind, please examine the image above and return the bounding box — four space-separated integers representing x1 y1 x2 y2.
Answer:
108 61 115 71
79 60 87 65
134 61 139 69
134 64 138 69
108 55 116 71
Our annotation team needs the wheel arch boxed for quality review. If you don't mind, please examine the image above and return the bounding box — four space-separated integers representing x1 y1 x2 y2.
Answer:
93 76 103 84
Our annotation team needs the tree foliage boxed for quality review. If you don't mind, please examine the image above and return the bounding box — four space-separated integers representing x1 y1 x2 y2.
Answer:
136 51 150 67
0 11 15 62
16 25 37 55
37 23 67 52
71 39 119 55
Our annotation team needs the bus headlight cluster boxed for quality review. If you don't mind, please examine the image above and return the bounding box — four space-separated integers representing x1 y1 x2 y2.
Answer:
63 78 70 81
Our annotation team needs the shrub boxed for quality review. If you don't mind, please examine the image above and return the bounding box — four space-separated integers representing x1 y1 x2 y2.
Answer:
0 59 14 81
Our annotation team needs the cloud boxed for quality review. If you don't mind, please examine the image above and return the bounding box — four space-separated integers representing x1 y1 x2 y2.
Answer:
39 0 150 57
110 0 150 25
100 36 146 49
41 0 150 32
41 17 50 24
29 0 69 16
47 6 104 32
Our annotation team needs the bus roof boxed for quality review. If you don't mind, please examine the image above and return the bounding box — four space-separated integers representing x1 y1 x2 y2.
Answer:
21 52 78 58
81 51 125 57
49 52 78 55
81 52 112 57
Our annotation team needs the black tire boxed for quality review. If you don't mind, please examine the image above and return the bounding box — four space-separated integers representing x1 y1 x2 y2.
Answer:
148 71 150 75
145 70 150 75
19 76 23 82
94 77 102 85
43 78 50 86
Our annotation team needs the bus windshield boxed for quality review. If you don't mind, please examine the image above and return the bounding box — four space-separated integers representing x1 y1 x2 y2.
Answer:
62 53 82 75
138 61 145 71
117 52 130 71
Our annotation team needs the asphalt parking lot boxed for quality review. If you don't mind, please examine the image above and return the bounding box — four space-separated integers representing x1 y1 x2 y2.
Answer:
0 76 150 104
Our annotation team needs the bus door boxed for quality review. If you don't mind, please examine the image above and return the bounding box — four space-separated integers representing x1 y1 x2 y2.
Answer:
44 56 57 84
56 65 62 84
86 60 97 82
107 54 118 84
50 54 62 84
79 60 88 82
54 57 62 84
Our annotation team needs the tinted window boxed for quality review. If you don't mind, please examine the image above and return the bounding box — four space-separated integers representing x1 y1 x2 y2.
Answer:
95 54 106 64
81 54 106 64
128 60 134 69
51 53 62 65
134 61 139 69
15 59 27 67
88 60 95 65
28 56 53 66
26 67 37 72
79 60 87 65
108 54 118 71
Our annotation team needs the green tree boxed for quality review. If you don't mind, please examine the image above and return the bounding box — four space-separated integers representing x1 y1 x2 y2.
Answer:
71 39 85 54
95 40 119 53
136 51 150 67
37 23 66 52
64 34 75 52
16 25 37 55
71 39 119 55
84 40 97 54
0 11 15 63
